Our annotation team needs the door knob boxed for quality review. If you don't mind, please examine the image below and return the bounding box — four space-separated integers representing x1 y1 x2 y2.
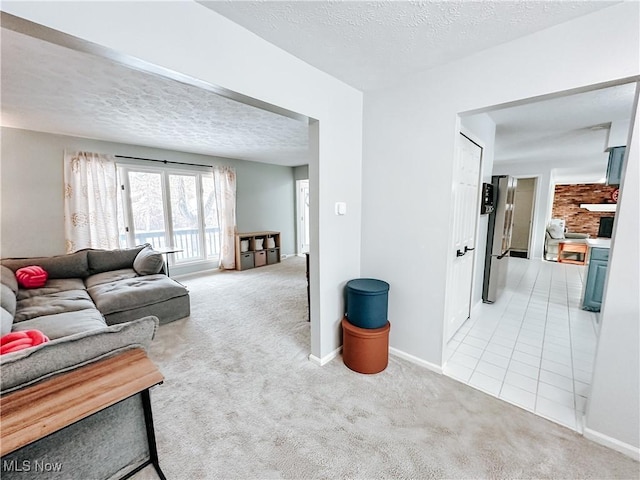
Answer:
456 249 465 257
465 246 475 253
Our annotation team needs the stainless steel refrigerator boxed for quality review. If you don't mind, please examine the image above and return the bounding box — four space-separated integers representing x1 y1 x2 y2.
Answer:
482 175 517 303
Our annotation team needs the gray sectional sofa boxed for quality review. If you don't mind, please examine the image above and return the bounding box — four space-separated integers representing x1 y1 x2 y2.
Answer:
2 244 189 333
0 245 190 479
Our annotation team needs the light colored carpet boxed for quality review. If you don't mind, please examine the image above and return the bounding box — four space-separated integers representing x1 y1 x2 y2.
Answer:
134 256 638 479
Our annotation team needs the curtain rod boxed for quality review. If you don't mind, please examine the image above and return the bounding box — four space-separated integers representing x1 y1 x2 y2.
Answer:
115 155 212 169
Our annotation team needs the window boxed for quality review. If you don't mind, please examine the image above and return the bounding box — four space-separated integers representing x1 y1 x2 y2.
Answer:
118 164 219 264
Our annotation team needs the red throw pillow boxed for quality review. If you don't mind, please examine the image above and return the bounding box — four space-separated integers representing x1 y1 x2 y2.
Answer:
15 265 48 289
0 330 50 355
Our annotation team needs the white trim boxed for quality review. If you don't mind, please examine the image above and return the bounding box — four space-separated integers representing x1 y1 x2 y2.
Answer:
583 427 640 461
310 345 444 373
389 347 443 374
296 179 310 254
458 127 485 150
308 346 342 366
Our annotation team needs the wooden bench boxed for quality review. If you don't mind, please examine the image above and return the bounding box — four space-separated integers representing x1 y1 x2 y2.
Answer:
1 348 166 479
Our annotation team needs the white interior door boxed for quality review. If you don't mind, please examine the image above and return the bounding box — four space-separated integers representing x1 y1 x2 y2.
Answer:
446 133 482 341
296 179 310 253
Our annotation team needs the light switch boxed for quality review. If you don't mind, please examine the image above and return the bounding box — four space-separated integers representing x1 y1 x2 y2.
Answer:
335 202 347 215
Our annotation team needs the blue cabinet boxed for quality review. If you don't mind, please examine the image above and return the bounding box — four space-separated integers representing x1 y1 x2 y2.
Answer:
582 247 609 312
606 146 625 185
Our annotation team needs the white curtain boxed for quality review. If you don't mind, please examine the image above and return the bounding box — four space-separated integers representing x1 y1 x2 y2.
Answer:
213 165 237 269
63 151 119 253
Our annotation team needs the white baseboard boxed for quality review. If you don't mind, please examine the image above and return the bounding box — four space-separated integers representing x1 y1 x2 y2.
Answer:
310 345 443 373
389 347 443 374
308 346 342 366
583 427 640 461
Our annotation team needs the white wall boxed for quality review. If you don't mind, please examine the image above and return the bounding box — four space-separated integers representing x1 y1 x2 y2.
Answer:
362 2 639 452
0 127 298 259
585 83 640 459
1 1 363 361
363 2 639 366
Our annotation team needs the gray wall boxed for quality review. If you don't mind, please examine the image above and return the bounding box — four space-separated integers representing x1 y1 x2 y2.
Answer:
293 165 309 181
0 127 296 259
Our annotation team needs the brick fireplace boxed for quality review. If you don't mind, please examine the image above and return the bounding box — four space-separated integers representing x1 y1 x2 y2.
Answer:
551 184 617 237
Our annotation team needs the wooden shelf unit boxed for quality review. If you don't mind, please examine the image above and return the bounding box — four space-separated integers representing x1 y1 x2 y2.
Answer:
235 231 281 271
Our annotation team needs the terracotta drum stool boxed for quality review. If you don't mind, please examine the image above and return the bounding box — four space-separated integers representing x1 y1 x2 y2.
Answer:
342 317 391 374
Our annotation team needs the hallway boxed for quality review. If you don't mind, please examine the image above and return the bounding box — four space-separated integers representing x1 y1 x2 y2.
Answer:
444 257 598 432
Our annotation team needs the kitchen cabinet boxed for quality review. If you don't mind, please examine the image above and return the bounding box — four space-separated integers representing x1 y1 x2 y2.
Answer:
606 146 625 185
582 246 609 312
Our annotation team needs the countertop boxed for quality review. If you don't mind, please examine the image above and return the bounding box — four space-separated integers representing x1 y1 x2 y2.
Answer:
586 238 612 249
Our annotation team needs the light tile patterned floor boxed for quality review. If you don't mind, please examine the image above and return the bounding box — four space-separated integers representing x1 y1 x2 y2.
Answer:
444 257 598 432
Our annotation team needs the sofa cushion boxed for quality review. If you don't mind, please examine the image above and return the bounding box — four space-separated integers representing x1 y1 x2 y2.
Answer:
0 316 158 394
1 250 90 279
133 246 164 275
1 283 17 316
84 268 138 289
87 245 146 275
104 294 190 326
16 278 87 301
1 307 13 336
1 265 18 294
14 290 96 323
12 309 107 341
88 275 187 315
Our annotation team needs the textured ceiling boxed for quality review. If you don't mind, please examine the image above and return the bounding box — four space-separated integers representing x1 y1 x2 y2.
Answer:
488 82 637 183
1 28 310 166
200 0 617 91
1 2 630 173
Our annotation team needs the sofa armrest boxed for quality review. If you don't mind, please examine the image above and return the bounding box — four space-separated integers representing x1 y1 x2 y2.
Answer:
0 316 159 395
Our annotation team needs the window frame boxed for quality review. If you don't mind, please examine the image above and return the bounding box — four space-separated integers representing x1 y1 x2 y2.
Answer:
117 161 218 266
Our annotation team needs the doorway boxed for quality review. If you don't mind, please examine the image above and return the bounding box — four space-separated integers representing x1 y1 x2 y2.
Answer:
296 179 310 254
446 81 637 436
510 177 537 259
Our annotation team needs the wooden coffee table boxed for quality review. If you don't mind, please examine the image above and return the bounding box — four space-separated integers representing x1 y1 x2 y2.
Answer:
558 241 588 265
